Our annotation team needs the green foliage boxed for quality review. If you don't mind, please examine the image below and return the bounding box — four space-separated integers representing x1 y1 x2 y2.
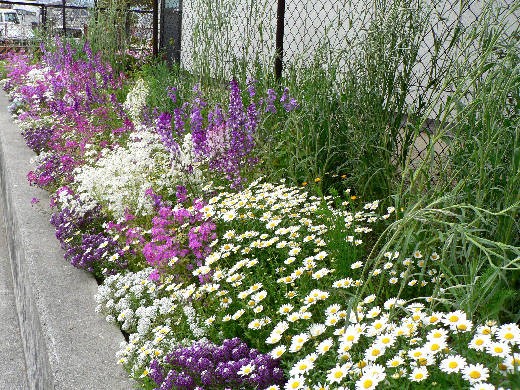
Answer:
392 0 520 322
87 0 132 73
0 60 7 79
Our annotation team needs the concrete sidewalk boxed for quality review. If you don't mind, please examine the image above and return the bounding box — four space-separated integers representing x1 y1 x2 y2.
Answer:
0 91 135 389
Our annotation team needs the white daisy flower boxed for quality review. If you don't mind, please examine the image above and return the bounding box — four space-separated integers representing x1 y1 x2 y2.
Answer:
503 355 520 373
284 375 306 390
468 334 492 351
316 338 334 355
270 345 286 359
326 363 349 384
309 323 327 338
409 366 428 382
386 356 404 368
470 383 495 390
365 343 386 361
496 323 520 345
486 342 511 358
463 363 489 384
289 358 315 376
439 355 467 373
238 363 255 376
355 373 379 390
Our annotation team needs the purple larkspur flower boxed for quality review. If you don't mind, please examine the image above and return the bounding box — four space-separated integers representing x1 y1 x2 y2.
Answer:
280 87 299 112
167 86 177 103
173 107 185 134
264 88 277 113
156 112 179 153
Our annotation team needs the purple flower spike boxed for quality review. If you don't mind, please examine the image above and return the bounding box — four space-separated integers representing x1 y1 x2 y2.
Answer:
167 86 177 103
280 87 299 112
156 112 179 154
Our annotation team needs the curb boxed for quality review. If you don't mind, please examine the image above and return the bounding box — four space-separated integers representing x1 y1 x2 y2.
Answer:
0 91 135 389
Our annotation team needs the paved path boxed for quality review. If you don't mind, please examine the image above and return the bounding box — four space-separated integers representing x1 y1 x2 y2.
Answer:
0 199 28 389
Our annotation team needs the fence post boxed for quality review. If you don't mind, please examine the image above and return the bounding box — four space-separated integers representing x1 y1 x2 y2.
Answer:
160 0 182 64
62 0 66 36
274 0 285 80
152 0 159 57
41 5 47 33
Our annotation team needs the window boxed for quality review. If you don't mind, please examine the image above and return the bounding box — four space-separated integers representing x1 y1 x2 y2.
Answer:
4 12 20 24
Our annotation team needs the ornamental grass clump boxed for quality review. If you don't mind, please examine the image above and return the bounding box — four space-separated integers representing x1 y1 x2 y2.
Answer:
149 338 285 390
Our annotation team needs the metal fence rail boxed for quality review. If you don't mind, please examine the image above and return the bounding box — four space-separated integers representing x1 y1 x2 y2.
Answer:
0 0 154 53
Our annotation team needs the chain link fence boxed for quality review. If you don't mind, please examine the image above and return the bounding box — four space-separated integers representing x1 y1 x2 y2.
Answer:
179 0 519 168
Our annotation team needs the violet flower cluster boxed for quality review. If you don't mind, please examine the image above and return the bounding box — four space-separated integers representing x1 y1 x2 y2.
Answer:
21 125 54 153
149 338 285 390
27 150 82 189
65 232 127 275
50 191 127 276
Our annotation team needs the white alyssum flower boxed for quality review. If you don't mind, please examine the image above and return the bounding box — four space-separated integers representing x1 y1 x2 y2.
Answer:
123 78 149 124
74 127 176 218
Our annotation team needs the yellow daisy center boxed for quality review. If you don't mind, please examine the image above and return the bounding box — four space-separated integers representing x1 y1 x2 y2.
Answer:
469 371 481 379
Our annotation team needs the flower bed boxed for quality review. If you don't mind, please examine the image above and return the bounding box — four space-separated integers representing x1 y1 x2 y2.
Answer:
2 41 519 390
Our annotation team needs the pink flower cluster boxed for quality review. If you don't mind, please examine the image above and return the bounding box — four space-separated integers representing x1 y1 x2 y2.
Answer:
143 192 216 283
